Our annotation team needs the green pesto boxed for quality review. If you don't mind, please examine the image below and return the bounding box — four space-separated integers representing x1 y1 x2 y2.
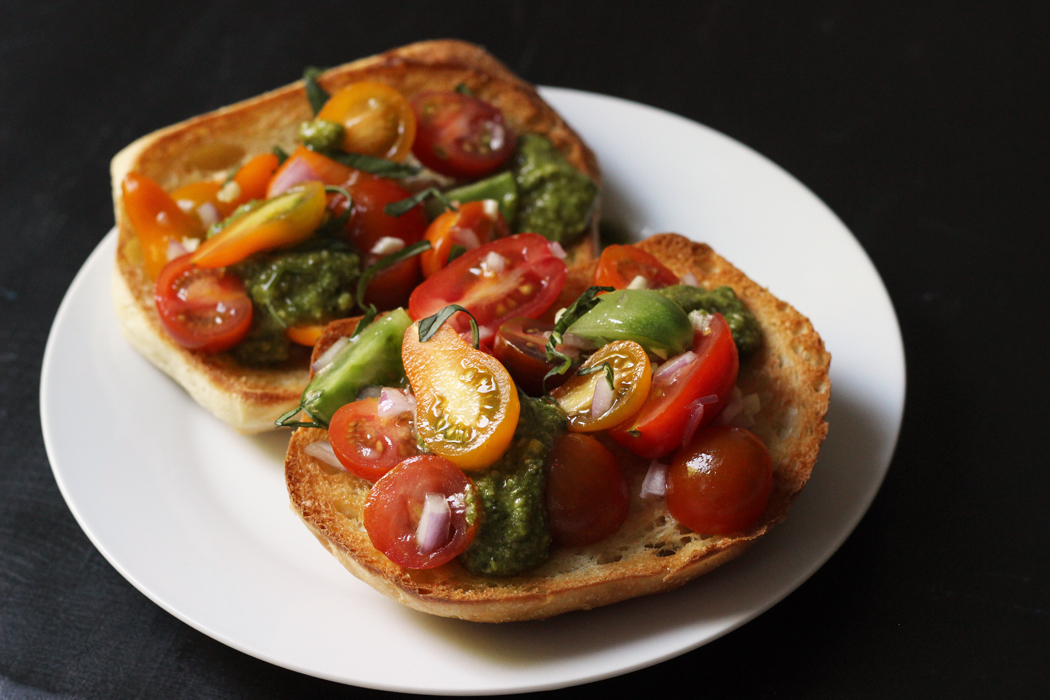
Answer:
230 239 360 365
299 119 345 152
459 395 567 576
510 134 598 245
657 285 762 356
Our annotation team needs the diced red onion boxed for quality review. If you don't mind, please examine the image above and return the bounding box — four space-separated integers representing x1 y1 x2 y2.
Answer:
482 251 506 275
311 336 349 373
453 229 481 249
682 271 699 287
377 387 416 419
640 461 668 498
549 241 567 259
166 239 188 261
356 385 382 400
482 199 500 219
627 275 649 290
717 397 743 426
560 333 591 350
267 158 320 196
478 325 495 343
682 394 720 447
304 440 344 470
370 236 405 256
652 351 696 383
196 202 220 229
590 375 614 419
216 180 241 204
689 310 713 334
415 492 451 554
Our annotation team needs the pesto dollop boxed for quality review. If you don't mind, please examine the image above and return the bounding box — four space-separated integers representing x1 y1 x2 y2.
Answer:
459 395 567 576
657 284 762 356
299 119 345 152
230 238 360 364
510 134 598 246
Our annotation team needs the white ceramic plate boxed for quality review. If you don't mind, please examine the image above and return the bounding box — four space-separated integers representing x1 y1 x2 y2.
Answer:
40 88 904 694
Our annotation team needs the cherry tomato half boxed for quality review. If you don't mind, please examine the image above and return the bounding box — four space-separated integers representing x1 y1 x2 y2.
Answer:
609 313 739 459
334 172 428 310
170 180 236 225
492 318 575 396
267 146 354 197
230 152 280 204
154 253 253 353
666 425 772 535
546 433 630 547
421 200 509 278
328 397 418 481
411 91 515 179
550 340 652 433
594 244 679 290
408 233 567 335
317 81 416 161
364 455 478 570
122 172 205 280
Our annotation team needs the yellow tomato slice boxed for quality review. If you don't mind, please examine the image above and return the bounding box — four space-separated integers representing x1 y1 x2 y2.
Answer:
191 181 327 268
551 340 652 433
121 172 205 280
317 81 416 161
402 322 519 470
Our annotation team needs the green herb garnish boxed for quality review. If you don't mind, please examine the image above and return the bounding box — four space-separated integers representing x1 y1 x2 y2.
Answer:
542 286 614 388
383 187 458 218
418 304 480 349
317 148 421 178
447 244 468 264
303 67 330 115
272 145 290 165
355 240 432 310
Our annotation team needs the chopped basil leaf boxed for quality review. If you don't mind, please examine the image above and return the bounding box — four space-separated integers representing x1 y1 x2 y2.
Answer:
355 239 431 310
351 304 378 339
318 148 421 178
418 304 480 349
383 187 457 218
447 244 468 264
303 67 330 115
542 285 614 393
577 361 615 390
272 145 290 165
455 83 475 96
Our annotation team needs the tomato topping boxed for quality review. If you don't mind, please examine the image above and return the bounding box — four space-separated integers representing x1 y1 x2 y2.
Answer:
267 146 353 197
121 172 205 280
411 91 515 179
317 81 416 161
154 254 253 353
666 425 772 534
420 200 509 278
328 398 418 481
191 182 327 268
492 318 575 396
402 321 520 470
170 180 236 224
594 244 679 290
546 434 630 547
550 340 652 432
285 324 326 346
231 152 280 204
408 234 567 335
333 172 428 310
364 455 478 569
609 313 739 459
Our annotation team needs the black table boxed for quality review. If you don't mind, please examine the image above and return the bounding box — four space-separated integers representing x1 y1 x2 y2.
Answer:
3 2 1047 697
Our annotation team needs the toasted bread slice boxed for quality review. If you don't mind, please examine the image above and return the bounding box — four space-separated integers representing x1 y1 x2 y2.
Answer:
284 233 831 622
110 40 601 433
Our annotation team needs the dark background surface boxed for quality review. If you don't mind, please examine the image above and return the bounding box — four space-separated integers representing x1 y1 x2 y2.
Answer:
2 1 1048 697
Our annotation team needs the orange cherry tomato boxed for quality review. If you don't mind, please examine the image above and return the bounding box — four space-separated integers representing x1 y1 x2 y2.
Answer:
266 146 353 197
336 172 428 310
550 340 652 432
545 433 630 547
230 152 280 204
420 200 509 278
317 81 416 161
594 245 679 290
609 313 739 459
170 180 237 224
666 425 772 535
153 254 253 353
191 182 327 268
364 455 478 569
121 172 205 280
402 321 520 470
285 324 327 346
328 398 419 481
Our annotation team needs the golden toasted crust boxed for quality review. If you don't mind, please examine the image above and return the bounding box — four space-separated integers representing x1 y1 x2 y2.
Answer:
110 40 601 433
285 234 831 622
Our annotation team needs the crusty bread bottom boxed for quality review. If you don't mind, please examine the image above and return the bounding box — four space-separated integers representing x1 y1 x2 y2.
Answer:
284 234 831 622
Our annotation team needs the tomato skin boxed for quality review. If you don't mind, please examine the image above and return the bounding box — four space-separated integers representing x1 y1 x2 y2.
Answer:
170 180 237 222
317 81 416 161
550 340 652 433
594 245 679 290
328 398 418 481
609 313 739 459
154 254 253 353
364 455 478 570
666 425 772 535
267 146 353 197
122 172 205 280
335 172 428 310
411 91 516 179
546 434 630 547
231 152 280 204
408 234 567 334
420 201 509 278
492 318 574 396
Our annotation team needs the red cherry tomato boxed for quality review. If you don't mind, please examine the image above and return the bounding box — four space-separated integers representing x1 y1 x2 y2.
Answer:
609 313 739 459
666 425 772 534
492 318 576 396
333 172 428 310
594 245 679 290
328 398 418 481
411 91 516 179
421 200 509 278
153 254 253 353
408 234 567 335
546 434 630 547
363 455 479 569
